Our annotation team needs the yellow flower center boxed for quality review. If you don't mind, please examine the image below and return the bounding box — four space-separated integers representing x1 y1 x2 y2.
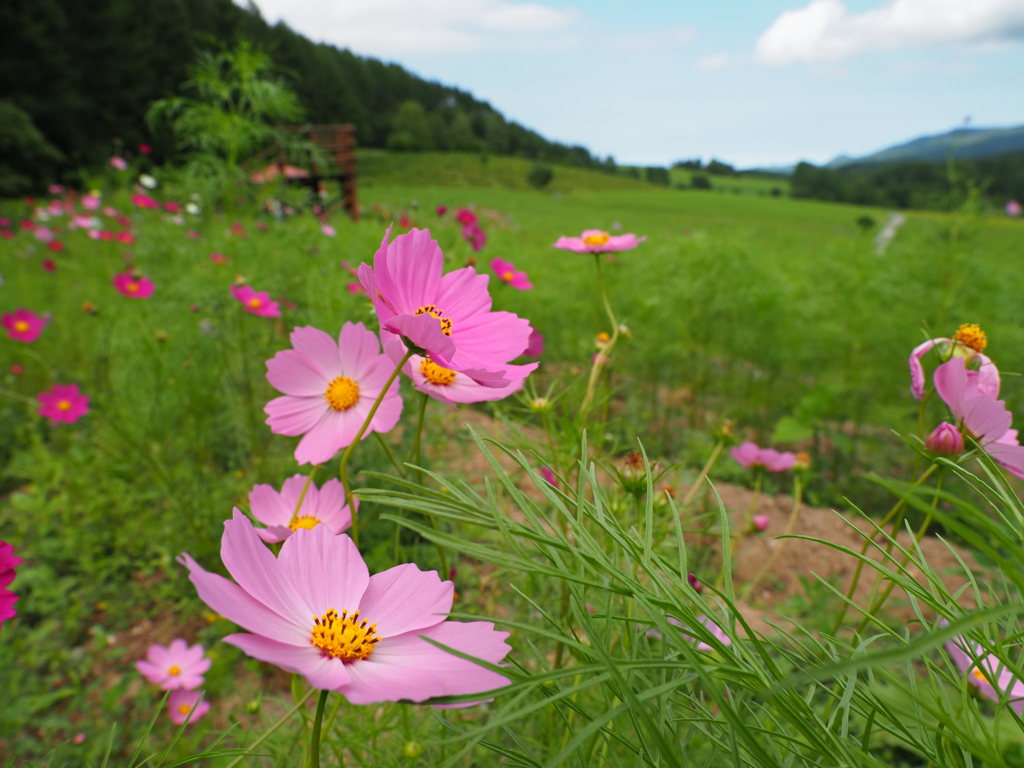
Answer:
972 668 989 683
596 331 610 346
502 271 514 282
290 515 320 531
128 282 139 293
57 400 72 411
14 321 29 332
583 232 610 246
953 323 987 353
168 665 181 676
311 608 379 661
324 376 359 411
420 358 457 386
178 703 192 715
248 297 262 309
415 304 453 336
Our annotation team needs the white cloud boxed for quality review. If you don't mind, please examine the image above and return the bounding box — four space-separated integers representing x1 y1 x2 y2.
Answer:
754 0 1024 65
246 0 580 57
696 52 743 71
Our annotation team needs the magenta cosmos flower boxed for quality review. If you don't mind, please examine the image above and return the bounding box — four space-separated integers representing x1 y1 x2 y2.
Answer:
265 323 403 466
232 284 281 318
37 384 89 424
179 510 512 704
553 229 646 254
249 474 354 543
168 690 211 725
357 227 536 388
944 623 1024 714
730 441 796 472
136 639 211 690
0 541 23 630
3 308 47 343
934 357 1024 478
490 258 532 290
112 272 155 299
909 324 998 400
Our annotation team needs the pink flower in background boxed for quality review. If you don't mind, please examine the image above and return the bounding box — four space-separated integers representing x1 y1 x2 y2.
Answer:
112 272 155 299
523 328 544 358
110 156 128 170
3 309 47 342
37 383 89 424
231 222 246 238
346 282 363 294
139 144 152 155
490 258 532 290
179 510 511 703
730 441 796 472
0 230 12 240
909 328 999 401
249 475 355 543
680 616 732 652
210 252 227 265
163 202 181 213
42 259 57 272
554 229 646 254
186 230 200 239
47 241 64 253
461 223 487 252
944 622 1024 714
540 466 558 488
357 226 537 388
321 224 336 237
934 357 1024 478
167 690 211 725
752 514 770 532
232 285 281 318
34 226 54 244
0 540 23 630
436 205 448 216
399 213 411 229
454 208 477 225
130 194 158 210
48 184 64 194
265 323 404 465
1007 200 1021 217
0 217 9 227
116 231 134 244
136 639 211 690
81 195 101 211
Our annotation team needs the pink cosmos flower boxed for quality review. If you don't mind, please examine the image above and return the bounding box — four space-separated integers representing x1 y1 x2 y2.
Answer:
232 285 281 318
47 241 64 253
436 205 448 216
752 514 770 532
130 194 159 210
0 230 12 240
651 615 731 652
42 260 56 272
357 227 537 388
934 357 1024 478
180 510 511 704
553 229 646 254
264 323 404 466
540 466 558 488
490 258 532 290
210 252 227 265
34 226 54 244
1007 200 1022 218
386 343 527 408
136 639 211 690
0 540 22 630
730 441 796 472
3 308 46 343
926 422 965 457
139 144 152 155
909 332 999 400
37 383 89 424
461 223 487 252
168 690 211 725
249 475 354 543
112 272 155 299
321 224 336 237
81 195 101 211
110 156 128 170
454 208 477 226
523 328 544 358
944 622 1024 714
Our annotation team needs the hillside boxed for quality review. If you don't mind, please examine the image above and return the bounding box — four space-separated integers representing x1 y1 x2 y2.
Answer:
828 124 1024 168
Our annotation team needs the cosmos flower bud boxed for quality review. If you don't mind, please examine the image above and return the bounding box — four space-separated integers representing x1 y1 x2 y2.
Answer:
752 514 770 532
926 422 964 458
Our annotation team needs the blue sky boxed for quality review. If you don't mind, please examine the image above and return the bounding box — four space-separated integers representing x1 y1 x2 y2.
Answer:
247 0 1024 168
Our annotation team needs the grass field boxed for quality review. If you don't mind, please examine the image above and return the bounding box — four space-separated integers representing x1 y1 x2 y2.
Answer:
3 152 1024 765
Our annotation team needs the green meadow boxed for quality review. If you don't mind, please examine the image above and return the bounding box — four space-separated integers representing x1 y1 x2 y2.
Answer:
3 152 1024 765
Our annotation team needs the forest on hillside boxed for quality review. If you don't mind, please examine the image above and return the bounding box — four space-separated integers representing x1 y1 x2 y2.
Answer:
0 0 606 192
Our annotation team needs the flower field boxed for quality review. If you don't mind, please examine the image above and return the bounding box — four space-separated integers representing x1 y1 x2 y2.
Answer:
3 157 1024 766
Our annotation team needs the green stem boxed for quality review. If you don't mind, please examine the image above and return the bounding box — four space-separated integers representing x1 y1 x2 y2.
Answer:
289 466 319 526
224 687 316 768
310 689 329 768
338 350 413 548
580 255 620 420
830 462 938 633
715 470 762 591
679 439 725 507
373 432 406 478
743 474 802 601
411 391 429 487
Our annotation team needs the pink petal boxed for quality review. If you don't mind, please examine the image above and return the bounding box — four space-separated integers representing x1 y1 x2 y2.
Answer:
224 633 352 690
358 564 453 638
293 406 367 465
249 483 295 528
277 527 369 618
288 326 344 378
266 349 331 397
265 395 329 437
338 322 385 379
436 267 492 323
374 228 443 314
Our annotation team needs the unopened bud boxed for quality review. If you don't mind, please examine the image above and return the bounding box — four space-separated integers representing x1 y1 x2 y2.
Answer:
528 397 551 414
403 741 424 758
926 422 964 458
752 514 770 532
793 451 812 471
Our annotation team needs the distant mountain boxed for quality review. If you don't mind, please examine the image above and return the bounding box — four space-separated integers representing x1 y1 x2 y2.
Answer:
826 125 1024 169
